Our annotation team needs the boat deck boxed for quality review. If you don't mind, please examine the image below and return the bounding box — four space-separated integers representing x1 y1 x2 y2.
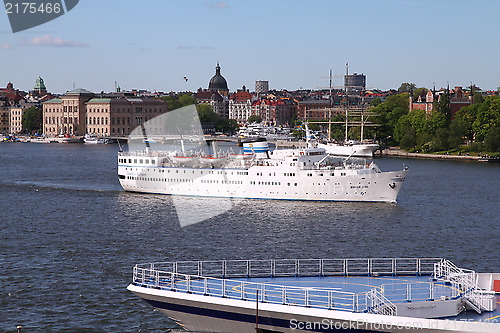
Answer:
131 258 499 323
233 275 500 322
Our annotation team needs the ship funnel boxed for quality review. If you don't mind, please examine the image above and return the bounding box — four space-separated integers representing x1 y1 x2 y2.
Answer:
242 137 269 155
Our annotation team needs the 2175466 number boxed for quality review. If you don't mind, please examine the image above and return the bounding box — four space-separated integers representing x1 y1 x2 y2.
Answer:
5 2 61 14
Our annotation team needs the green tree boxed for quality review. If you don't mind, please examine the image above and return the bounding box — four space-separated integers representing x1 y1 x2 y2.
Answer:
453 104 478 142
484 126 500 152
22 106 43 133
196 104 219 124
472 96 500 141
371 93 409 145
398 83 416 94
195 104 238 134
448 119 468 149
412 88 427 100
290 113 298 127
399 126 417 150
223 119 239 134
434 91 451 124
370 98 382 107
159 93 196 111
247 115 262 123
431 128 450 151
473 92 484 105
178 93 197 107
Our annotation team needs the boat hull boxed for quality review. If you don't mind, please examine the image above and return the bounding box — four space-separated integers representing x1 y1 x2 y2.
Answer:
128 284 498 333
118 165 407 203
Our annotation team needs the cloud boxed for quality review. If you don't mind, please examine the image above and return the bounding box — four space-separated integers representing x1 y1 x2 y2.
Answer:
29 35 88 47
1 43 13 49
178 45 217 50
205 1 228 9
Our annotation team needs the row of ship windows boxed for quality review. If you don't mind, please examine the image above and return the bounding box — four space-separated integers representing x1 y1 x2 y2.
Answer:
126 176 193 183
251 181 283 186
122 166 249 176
256 172 277 176
201 180 243 185
119 158 156 164
125 176 244 185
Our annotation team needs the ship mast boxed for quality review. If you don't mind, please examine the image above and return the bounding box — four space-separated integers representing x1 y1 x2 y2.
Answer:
344 63 349 142
328 67 333 140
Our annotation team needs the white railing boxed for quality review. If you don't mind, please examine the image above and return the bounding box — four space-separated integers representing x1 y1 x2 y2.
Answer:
131 258 443 315
143 258 442 279
434 260 495 313
366 287 397 316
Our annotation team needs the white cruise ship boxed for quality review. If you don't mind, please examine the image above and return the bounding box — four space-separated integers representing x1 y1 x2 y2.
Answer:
117 105 407 203
118 142 406 203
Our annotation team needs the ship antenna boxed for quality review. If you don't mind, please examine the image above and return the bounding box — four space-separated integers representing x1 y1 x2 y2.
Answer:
117 138 123 152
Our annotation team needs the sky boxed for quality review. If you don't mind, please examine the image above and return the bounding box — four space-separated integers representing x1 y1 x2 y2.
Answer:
1 0 499 94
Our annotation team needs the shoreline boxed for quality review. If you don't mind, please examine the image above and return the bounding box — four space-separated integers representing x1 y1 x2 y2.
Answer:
379 147 482 161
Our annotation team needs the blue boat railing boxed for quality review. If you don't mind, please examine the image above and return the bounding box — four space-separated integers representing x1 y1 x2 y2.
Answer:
131 258 445 315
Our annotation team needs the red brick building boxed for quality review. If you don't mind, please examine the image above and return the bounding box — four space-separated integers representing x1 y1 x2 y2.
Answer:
409 90 434 113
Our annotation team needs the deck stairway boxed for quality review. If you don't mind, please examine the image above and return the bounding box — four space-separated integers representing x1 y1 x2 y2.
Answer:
434 260 496 313
365 287 397 316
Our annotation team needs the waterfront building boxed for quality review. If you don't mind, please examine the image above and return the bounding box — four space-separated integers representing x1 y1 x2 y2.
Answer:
43 88 94 136
228 86 253 123
297 99 336 120
43 89 167 136
0 98 10 132
251 98 295 125
0 82 26 132
9 102 38 134
87 97 166 136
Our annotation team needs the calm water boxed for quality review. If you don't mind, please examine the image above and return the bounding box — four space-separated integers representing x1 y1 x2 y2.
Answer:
0 143 499 332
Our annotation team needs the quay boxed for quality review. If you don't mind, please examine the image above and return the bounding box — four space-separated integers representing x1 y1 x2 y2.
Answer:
379 147 483 161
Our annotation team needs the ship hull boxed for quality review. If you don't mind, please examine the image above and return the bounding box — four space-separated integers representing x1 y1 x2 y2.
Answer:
118 165 407 203
128 284 497 333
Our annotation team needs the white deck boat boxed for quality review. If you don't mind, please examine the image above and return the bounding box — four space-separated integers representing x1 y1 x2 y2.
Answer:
128 257 500 332
117 105 407 202
118 141 407 203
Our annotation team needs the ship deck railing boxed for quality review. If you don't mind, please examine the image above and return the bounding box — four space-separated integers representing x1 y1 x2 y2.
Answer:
131 258 447 316
119 150 374 171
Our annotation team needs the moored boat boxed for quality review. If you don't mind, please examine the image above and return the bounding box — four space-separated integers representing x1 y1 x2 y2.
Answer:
84 134 109 144
317 140 380 158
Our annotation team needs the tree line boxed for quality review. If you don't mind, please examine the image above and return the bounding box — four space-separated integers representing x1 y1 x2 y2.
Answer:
369 90 500 153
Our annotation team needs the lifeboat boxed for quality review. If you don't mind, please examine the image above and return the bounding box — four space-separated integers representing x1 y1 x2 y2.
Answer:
170 152 199 165
199 154 228 167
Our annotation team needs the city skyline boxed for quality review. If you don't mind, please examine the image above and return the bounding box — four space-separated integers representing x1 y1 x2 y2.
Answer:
1 0 499 94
